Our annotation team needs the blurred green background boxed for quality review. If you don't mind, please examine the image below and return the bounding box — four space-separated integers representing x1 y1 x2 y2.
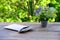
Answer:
0 0 60 22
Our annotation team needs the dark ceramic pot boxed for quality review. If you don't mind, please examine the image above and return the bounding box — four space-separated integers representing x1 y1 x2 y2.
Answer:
41 21 47 28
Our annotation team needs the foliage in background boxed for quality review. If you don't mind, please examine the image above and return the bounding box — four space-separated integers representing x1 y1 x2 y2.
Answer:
0 0 59 22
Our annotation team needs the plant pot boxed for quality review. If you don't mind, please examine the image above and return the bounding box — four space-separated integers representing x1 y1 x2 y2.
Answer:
41 21 47 28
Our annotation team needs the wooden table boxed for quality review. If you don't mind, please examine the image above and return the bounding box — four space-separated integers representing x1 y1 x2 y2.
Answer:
0 22 60 40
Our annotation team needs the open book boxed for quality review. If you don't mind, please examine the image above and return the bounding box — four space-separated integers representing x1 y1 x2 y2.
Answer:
4 24 32 33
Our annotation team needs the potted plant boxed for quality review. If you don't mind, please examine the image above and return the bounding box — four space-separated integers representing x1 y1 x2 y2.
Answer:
34 6 58 28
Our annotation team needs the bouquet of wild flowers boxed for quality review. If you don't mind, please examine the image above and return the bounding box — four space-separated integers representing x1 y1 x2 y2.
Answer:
34 6 58 21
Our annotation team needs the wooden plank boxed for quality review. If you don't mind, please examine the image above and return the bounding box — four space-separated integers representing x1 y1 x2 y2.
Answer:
0 22 60 40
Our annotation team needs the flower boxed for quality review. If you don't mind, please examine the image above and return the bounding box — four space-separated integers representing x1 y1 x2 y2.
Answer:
34 6 58 21
38 6 42 11
44 7 47 11
34 6 42 15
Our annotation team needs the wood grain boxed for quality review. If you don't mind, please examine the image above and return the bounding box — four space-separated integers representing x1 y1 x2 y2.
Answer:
0 22 60 40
